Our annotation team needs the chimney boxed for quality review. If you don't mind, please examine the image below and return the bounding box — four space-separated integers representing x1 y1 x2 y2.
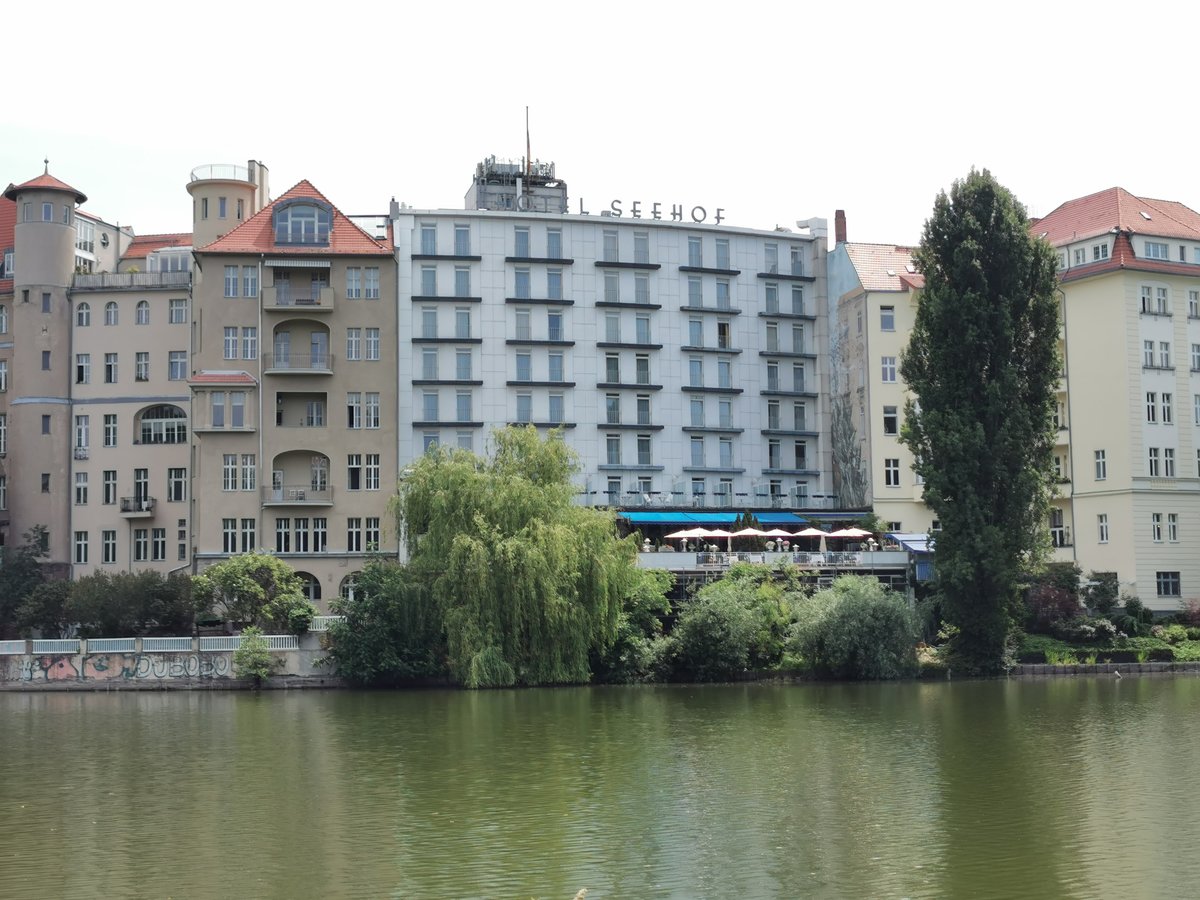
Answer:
834 209 847 245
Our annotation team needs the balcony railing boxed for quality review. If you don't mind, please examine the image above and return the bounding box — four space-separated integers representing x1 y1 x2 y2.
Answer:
262 485 334 505
190 163 251 182
263 285 335 311
262 352 333 374
73 447 89 460
120 496 156 515
72 272 191 290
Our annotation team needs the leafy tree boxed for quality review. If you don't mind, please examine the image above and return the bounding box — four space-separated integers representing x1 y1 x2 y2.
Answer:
328 559 446 685
790 575 918 680
192 552 316 633
395 426 649 687
591 567 673 683
0 527 49 637
70 571 197 637
900 169 1060 674
730 511 764 551
1082 571 1120 618
233 626 281 685
654 587 758 682
16 581 72 638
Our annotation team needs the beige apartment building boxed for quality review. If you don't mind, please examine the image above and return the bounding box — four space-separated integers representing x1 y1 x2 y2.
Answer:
188 171 398 604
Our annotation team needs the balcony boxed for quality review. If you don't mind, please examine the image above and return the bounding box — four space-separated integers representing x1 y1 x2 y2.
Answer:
262 352 334 375
72 272 191 291
263 285 335 312
262 485 334 506
120 497 156 517
73 447 89 460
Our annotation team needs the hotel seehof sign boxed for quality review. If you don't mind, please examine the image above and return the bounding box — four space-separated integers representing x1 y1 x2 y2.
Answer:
516 191 726 224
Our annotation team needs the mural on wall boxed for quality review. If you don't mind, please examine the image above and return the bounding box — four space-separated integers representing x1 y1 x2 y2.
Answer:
3 653 232 683
830 326 869 507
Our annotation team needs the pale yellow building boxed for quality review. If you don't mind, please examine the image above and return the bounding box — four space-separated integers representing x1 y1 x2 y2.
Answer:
827 226 935 534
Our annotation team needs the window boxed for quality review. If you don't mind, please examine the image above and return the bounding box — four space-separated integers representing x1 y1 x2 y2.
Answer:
454 225 470 256
420 266 437 296
689 357 703 387
883 406 898 435
884 458 900 487
1145 241 1169 259
1143 340 1155 367
547 228 563 259
1160 341 1171 368
421 392 438 422
792 363 805 392
42 415 50 435
140 405 186 444
690 436 705 467
223 519 238 553
212 392 226 428
638 435 653 466
1168 512 1179 542
548 352 564 382
1148 447 1161 477
547 311 563 342
1157 571 1181 597
42 202 53 222
765 243 778 274
347 519 363 553
346 328 362 361
767 440 781 469
1093 243 1109 261
274 201 331 245
880 306 895 331
634 232 649 264
516 308 532 341
456 391 472 422
688 276 702 306
881 356 897 383
41 472 50 493
547 269 563 301
136 352 149 381
766 400 780 429
74 532 89 565
134 529 148 562
602 229 619 262
634 273 650 304
1193 345 1200 372
76 302 90 326
636 395 651 426
169 298 187 324
241 455 256 491
41 349 51 371
0 360 5 392
716 280 730 309
275 518 291 553
136 300 149 325
76 353 91 384
103 471 116 505
102 352 117 383
717 359 731 389
224 327 239 360
347 454 363 491
168 468 187 502
365 392 380 429
366 328 380 361
74 415 89 451
364 267 379 299
420 224 437 255
224 266 239 297
1147 392 1158 423
548 393 565 424
604 271 619 303
168 351 186 380
346 267 362 299
223 455 238 491
1094 450 1107 480
514 226 530 258
102 531 117 564
791 286 805 315
455 308 471 339
515 352 532 382
1097 514 1109 544
515 393 532 423
606 434 621 465
241 327 257 360
765 283 779 314
1163 393 1173 424
793 440 807 470
75 472 88 506
0 413 5 456
421 307 437 338
455 349 471 380
719 437 733 468
1190 291 1199 318
1152 512 1164 542
687 235 702 267
606 394 621 425
218 197 227 219
635 314 650 345
715 238 730 269
688 318 703 347
454 267 470 298
690 397 704 427
1165 448 1176 477
605 354 620 383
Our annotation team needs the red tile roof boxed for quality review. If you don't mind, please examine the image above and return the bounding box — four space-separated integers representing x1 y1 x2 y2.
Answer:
188 370 257 386
3 171 87 204
123 232 193 260
1058 231 1200 284
842 243 920 292
1032 187 1200 246
199 180 392 256
0 197 14 294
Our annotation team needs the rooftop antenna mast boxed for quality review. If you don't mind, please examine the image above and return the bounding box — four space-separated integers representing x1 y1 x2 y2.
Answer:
525 106 531 176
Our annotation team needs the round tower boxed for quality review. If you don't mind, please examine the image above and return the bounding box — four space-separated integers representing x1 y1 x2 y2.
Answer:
186 160 269 249
3 164 87 571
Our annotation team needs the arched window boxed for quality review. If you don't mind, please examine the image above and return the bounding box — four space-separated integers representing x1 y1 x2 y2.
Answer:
274 200 332 246
137 404 188 444
76 302 91 326
136 300 150 325
296 572 322 602
339 573 362 603
104 301 118 325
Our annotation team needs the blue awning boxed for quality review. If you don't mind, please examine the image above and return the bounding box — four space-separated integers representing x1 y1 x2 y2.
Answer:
887 532 934 553
618 511 806 526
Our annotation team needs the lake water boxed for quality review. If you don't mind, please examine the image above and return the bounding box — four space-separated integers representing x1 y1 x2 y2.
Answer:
2 678 1200 899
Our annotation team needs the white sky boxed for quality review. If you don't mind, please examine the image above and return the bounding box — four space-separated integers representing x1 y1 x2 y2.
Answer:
5 0 1199 247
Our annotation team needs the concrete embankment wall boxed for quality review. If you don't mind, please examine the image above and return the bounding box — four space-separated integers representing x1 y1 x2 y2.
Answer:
0 634 341 690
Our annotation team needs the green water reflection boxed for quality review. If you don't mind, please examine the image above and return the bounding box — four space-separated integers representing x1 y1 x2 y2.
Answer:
2 678 1200 898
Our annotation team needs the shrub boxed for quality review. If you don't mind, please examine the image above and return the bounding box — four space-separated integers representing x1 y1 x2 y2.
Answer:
654 588 759 682
1051 617 1116 644
233 626 282 685
1187 628 1200 641
1026 584 1082 633
789 575 918 680
1160 624 1188 645
1083 571 1120 618
1179 599 1200 627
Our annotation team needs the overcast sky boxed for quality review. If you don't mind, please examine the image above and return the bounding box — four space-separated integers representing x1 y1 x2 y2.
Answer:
5 1 1199 247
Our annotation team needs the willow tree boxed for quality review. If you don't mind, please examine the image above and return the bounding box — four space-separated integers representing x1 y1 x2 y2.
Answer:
901 169 1060 674
394 426 642 687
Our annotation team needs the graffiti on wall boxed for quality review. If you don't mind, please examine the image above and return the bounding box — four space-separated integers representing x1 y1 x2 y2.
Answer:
3 653 232 684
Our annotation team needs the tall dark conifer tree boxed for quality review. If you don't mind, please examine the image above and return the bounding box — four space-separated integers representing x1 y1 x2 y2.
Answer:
901 170 1060 673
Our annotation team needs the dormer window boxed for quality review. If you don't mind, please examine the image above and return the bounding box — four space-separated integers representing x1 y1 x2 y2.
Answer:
274 200 331 246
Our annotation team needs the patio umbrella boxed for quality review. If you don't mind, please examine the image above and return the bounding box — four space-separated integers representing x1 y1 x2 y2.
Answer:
827 527 872 539
731 527 768 537
700 528 734 552
761 528 795 538
666 527 707 539
792 526 830 538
